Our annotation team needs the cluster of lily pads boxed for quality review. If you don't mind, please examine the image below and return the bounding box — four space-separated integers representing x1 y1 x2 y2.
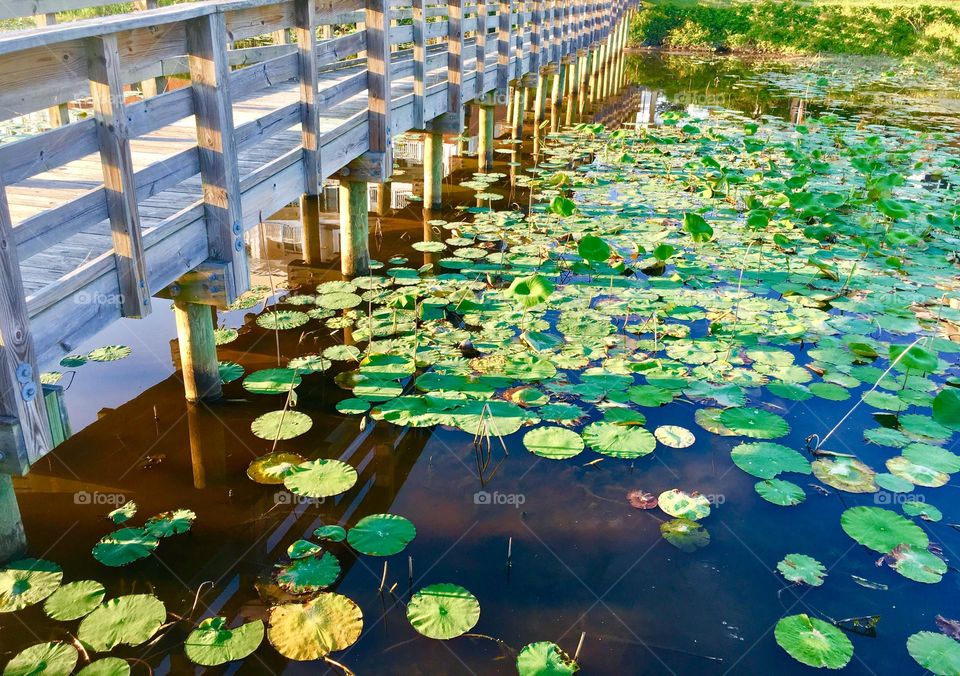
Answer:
226 102 960 670
41 345 132 386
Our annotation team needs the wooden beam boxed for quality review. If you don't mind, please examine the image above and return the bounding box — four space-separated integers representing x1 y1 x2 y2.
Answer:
0 185 51 472
497 0 511 95
86 33 151 318
33 12 71 127
339 180 369 276
475 0 487 98
156 261 234 308
132 0 166 97
295 0 321 193
366 0 392 179
447 0 463 125
174 299 221 402
412 0 426 128
186 11 249 301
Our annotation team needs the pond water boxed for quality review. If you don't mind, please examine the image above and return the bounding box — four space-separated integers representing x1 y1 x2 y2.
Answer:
3 52 960 675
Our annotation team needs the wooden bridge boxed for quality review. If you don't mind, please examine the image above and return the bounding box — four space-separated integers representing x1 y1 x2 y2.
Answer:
0 0 637 473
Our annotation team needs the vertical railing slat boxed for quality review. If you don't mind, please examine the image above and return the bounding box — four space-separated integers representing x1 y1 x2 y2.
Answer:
497 0 511 94
295 0 321 191
447 0 463 118
186 12 249 300
366 0 392 177
475 0 487 97
86 34 151 319
412 0 427 128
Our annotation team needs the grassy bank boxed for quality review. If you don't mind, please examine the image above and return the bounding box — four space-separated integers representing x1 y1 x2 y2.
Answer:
630 0 960 62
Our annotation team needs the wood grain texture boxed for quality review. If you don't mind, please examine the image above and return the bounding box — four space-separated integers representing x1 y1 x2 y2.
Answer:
295 0 321 192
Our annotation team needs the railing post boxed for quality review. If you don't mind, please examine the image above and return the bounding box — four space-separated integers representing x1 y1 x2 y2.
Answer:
447 0 464 123
133 0 167 96
33 13 70 127
186 11 250 301
86 34 151 319
513 0 525 82
412 0 427 129
497 0 511 96
475 0 487 98
296 0 321 194
0 185 51 475
365 0 392 177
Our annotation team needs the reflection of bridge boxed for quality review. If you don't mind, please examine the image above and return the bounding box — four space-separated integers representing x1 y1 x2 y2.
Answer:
0 0 638 477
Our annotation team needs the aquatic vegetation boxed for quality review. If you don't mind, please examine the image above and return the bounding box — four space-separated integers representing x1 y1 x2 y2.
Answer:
283 459 358 499
184 617 265 667
517 641 580 675
777 553 826 586
267 593 363 659
77 594 166 652
406 583 481 640
0 559 62 613
840 506 928 553
775 614 853 669
346 513 417 556
43 580 105 621
2 642 77 676
907 631 960 674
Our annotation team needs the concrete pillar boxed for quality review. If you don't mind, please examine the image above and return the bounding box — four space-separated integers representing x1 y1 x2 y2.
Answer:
174 300 222 403
0 475 26 563
339 180 370 276
477 101 495 172
423 131 444 209
300 193 322 265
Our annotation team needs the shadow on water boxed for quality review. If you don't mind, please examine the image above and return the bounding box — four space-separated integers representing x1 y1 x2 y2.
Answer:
3 52 960 674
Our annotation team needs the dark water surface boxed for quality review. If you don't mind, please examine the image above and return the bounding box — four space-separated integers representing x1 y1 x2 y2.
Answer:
3 53 960 675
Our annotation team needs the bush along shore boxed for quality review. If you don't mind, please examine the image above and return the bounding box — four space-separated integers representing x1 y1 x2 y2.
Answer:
630 1 960 62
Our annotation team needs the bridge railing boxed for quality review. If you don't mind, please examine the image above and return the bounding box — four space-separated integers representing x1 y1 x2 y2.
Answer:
0 0 634 471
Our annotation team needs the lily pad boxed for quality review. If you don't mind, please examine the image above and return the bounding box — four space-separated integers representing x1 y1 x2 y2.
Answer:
76 658 131 675
660 518 710 552
522 427 585 460
92 528 159 567
406 583 480 640
283 459 358 498
314 525 347 542
43 580 105 621
267 593 363 659
653 425 695 449
78 594 166 652
582 422 656 459
516 641 579 675
730 442 810 479
840 506 928 553
143 509 196 538
777 554 825 586
107 501 136 524
775 614 853 669
87 345 131 362
276 552 341 593
718 407 789 439
2 642 77 676
756 479 806 506
251 410 313 440
256 310 309 330
0 559 63 613
907 631 960 675
243 368 301 395
184 617 264 667
888 545 947 584
658 489 711 520
347 514 417 556
247 452 306 484
811 457 878 493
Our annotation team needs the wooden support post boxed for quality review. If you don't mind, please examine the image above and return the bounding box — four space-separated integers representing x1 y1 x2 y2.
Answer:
34 13 70 127
187 12 250 301
423 131 443 209
339 180 370 276
301 193 322 265
0 187 51 473
549 64 564 132
377 181 392 215
497 0 511 97
296 0 321 194
0 475 26 563
475 0 487 98
477 102 495 171
412 0 426 129
530 0 542 72
86 34 151 319
511 84 525 140
533 68 548 124
577 48 589 114
512 0 525 82
174 300 221 403
447 0 463 128
564 60 576 126
133 0 166 97
588 43 602 103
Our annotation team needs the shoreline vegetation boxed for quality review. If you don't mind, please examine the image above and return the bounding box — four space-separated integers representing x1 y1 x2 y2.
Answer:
629 0 960 63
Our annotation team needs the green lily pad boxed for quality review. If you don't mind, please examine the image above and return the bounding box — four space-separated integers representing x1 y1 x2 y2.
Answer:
840 506 928 553
522 427 585 460
243 368 301 395
902 443 960 474
775 614 852 669
287 540 322 559
932 388 960 431
184 617 264 667
907 631 960 675
107 501 136 524
246 452 306 484
582 422 656 459
658 489 711 520
143 509 196 538
314 525 347 542
2 642 77 676
214 328 239 345
0 559 62 613
653 425 695 449
903 500 942 522
888 545 947 583
267 593 363 659
730 442 810 479
777 554 825 586
92 528 159 567
218 361 244 383
43 580 105 621
78 594 166 652
517 641 579 675
756 479 806 506
283 459 358 498
336 398 371 415
718 407 789 439
87 345 131 362
251 410 313 440
347 514 417 556
874 472 914 493
406 583 480 640
287 355 332 372
811 457 878 493
256 310 309 330
76 658 131 675
886 456 949 487
276 552 341 593
660 518 710 552
323 345 362 361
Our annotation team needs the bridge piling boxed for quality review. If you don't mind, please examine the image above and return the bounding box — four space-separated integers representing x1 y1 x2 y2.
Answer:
0 474 26 563
339 180 371 277
174 300 221 403
423 132 444 210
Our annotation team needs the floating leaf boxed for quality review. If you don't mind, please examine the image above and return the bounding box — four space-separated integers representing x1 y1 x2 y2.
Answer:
516 641 579 675
932 389 960 431
256 310 309 330
406 583 480 640
107 501 136 524
347 514 416 556
522 427 584 460
907 631 960 675
887 544 947 583
840 506 928 553
627 490 658 509
730 442 810 479
218 361 244 383
78 594 166 652
143 509 196 538
267 593 362 659
287 540 322 559
582 422 656 459
92 528 159 567
756 479 805 506
314 525 347 543
251 410 313 440
87 345 131 362
777 554 825 586
653 425 695 448
185 617 264 667
0 559 62 613
246 452 306 484
660 518 710 552
276 552 341 593
243 368 301 395
76 657 131 675
775 614 853 669
43 580 105 621
811 457 878 493
2 642 77 676
658 489 711 520
903 500 942 522
283 459 358 498
718 407 789 439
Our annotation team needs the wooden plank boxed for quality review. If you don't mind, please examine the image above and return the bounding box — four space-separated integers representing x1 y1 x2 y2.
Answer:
0 185 51 467
412 0 426 128
295 0 321 193
186 11 249 300
447 0 462 118
86 33 151 318
363 0 391 181
497 0 510 93
474 0 486 97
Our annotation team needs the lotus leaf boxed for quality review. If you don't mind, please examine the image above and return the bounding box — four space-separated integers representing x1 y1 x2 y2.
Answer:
406 583 480 640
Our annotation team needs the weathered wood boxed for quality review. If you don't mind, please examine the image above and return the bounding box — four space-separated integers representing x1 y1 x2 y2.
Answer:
0 474 27 562
477 101 494 171
33 12 71 127
423 131 443 208
339 179 369 276
0 186 51 467
412 0 426 128
86 33 151 318
474 0 487 97
157 260 234 307
295 0 321 193
496 0 510 95
445 0 463 129
186 11 249 301
173 299 221 402
132 0 167 97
